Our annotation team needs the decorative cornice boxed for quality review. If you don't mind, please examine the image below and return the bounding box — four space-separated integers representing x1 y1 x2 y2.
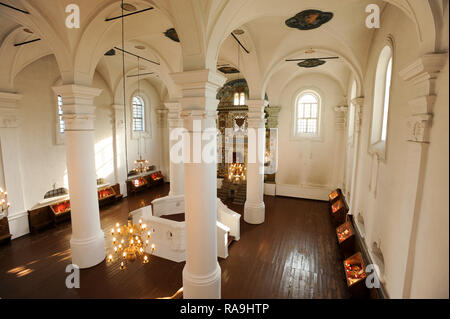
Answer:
399 53 447 143
247 100 266 128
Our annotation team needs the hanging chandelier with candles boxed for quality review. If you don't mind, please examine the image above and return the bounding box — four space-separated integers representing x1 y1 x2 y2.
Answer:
107 219 155 270
0 188 10 216
228 163 246 184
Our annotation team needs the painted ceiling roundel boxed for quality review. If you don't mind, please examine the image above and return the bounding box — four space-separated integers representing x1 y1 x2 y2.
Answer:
298 59 326 68
285 10 333 30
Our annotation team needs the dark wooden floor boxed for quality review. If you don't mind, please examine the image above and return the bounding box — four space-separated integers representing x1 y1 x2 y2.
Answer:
0 184 350 299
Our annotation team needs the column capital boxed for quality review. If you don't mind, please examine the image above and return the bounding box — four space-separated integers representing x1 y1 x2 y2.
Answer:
247 100 266 128
0 92 22 128
334 105 348 130
265 106 281 129
52 85 102 131
351 97 365 132
170 70 226 113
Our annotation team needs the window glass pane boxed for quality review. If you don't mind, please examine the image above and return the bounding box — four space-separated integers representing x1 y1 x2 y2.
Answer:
239 92 245 106
297 119 307 133
307 119 317 133
304 104 311 118
57 95 65 133
311 104 317 118
297 103 304 118
381 57 392 141
132 96 145 132
233 93 239 106
299 93 317 104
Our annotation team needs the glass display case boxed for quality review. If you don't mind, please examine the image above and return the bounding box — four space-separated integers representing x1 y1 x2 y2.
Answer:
330 198 348 226
328 188 342 203
336 220 355 257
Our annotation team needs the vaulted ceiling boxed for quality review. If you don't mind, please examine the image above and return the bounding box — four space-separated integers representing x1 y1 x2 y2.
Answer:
0 0 445 101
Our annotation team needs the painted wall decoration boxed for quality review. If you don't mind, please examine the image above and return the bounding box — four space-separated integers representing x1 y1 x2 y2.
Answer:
218 66 240 74
164 28 180 42
285 10 333 30
216 79 249 105
298 59 326 68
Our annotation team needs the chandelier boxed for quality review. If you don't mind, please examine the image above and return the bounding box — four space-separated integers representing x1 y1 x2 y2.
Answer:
107 219 155 270
134 156 150 174
228 163 246 184
0 188 10 216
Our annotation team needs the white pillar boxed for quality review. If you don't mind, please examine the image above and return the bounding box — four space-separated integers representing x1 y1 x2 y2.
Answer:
165 102 184 196
52 85 105 269
112 104 128 196
0 92 29 238
244 100 266 224
171 70 226 299
156 108 169 179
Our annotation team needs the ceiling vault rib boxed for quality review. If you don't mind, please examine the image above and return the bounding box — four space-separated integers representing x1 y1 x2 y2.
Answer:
113 46 160 65
105 7 154 22
0 2 30 14
231 33 250 54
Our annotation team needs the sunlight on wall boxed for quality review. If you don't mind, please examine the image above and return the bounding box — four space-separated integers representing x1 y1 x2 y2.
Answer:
95 137 114 181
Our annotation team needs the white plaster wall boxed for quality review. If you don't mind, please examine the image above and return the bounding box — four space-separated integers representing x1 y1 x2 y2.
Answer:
275 73 346 199
124 80 163 175
409 60 449 299
350 5 449 298
14 55 115 209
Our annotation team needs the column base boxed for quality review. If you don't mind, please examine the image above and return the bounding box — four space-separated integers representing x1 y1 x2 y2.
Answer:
182 262 221 299
244 201 265 224
70 231 105 269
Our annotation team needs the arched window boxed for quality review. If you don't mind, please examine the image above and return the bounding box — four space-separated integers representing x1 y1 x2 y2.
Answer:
295 91 320 136
132 96 145 132
371 45 393 151
233 92 246 106
57 95 65 133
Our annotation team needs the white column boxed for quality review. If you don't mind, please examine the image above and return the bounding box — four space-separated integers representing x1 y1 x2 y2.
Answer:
52 85 105 269
112 104 128 196
171 69 226 299
348 97 364 214
244 100 266 224
165 102 185 196
0 92 29 238
156 108 169 179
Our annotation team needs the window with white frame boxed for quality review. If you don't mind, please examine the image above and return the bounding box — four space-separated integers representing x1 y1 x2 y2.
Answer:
295 91 320 136
370 45 393 152
132 96 145 132
57 95 65 133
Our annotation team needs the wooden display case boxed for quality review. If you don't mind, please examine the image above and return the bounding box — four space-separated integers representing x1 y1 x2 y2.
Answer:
330 197 348 226
50 200 71 225
336 220 355 257
28 183 122 232
0 217 12 245
127 171 164 195
344 252 369 298
328 188 342 204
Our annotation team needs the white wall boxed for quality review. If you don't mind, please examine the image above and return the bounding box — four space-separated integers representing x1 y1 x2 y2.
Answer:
275 73 346 200
12 54 165 214
348 4 449 298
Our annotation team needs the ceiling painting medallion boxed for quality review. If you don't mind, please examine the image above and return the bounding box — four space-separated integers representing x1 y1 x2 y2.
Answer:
285 10 333 30
164 28 180 42
298 59 326 68
218 66 240 74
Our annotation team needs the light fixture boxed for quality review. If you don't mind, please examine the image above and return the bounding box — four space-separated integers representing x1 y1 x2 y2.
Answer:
227 163 246 184
108 220 155 269
0 188 11 216
233 39 245 106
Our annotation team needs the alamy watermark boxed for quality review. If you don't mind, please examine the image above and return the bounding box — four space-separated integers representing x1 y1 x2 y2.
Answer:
65 264 80 288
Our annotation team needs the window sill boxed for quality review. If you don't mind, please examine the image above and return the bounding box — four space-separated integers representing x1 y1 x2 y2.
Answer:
291 133 323 142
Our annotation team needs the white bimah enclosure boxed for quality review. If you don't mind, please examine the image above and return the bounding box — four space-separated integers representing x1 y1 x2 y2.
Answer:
130 195 241 262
